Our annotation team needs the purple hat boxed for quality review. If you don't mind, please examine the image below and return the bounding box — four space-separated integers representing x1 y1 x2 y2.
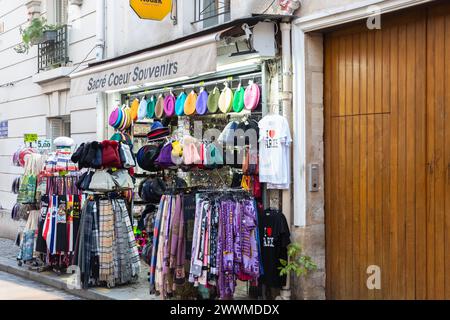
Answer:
109 107 120 127
164 94 176 117
196 90 209 115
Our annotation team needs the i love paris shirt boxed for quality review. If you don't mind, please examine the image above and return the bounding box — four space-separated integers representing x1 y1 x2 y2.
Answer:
258 114 292 187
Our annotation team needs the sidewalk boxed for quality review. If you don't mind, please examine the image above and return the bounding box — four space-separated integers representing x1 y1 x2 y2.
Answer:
0 238 157 300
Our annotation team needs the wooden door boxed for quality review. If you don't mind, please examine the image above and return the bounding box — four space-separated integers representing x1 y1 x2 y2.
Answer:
323 5 450 299
425 3 450 300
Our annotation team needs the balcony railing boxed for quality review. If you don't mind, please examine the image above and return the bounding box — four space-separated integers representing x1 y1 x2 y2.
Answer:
193 0 231 24
37 25 70 72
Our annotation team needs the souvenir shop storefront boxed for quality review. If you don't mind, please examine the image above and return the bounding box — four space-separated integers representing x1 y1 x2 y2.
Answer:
11 16 295 300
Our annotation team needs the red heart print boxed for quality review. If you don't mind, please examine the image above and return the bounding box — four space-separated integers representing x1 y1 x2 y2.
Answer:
268 130 276 138
267 227 273 237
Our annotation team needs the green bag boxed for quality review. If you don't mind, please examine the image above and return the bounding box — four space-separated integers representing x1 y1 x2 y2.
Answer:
17 174 37 204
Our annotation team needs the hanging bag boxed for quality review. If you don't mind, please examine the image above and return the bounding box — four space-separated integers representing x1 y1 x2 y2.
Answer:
89 170 115 192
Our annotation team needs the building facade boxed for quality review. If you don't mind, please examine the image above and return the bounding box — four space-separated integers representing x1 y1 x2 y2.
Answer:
1 0 449 300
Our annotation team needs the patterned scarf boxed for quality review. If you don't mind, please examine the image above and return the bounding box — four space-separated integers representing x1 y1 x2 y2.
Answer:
149 196 164 293
99 199 115 288
112 199 140 285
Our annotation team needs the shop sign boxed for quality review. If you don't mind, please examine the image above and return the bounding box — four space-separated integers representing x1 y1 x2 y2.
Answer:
0 121 7 138
37 139 52 150
130 0 172 21
71 43 217 96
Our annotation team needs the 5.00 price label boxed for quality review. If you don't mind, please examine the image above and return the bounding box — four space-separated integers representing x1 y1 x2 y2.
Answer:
37 139 52 150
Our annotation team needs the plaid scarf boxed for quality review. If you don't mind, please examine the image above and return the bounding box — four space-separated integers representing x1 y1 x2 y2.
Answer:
112 198 140 285
118 199 141 278
99 200 115 288
149 196 164 293
78 200 94 289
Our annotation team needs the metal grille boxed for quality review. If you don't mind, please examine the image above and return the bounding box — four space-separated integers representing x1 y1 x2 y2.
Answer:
37 25 70 72
193 0 231 24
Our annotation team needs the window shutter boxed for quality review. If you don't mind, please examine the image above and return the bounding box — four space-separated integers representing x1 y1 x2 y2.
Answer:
49 118 63 142
56 0 68 25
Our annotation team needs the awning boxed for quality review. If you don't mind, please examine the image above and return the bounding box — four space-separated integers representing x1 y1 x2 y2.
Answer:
70 33 221 96
70 15 291 96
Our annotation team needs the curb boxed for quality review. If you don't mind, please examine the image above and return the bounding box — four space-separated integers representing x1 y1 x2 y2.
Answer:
0 257 113 300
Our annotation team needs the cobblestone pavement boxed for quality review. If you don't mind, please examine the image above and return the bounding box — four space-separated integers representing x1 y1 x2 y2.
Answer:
0 271 82 300
0 238 19 260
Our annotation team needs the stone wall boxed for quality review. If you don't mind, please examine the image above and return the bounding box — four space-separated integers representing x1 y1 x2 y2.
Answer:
0 210 24 240
291 32 326 300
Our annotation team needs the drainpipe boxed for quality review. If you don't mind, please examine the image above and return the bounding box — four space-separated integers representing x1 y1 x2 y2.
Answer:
278 20 293 301
96 0 106 141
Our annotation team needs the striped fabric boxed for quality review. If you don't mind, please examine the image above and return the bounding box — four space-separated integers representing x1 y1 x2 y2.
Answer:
99 200 115 288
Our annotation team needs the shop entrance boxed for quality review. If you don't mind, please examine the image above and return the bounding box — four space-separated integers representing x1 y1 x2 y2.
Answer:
324 2 450 299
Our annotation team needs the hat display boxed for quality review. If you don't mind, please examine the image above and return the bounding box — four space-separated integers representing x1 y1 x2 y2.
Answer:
151 121 164 131
184 90 197 116
219 85 234 113
89 170 116 192
130 98 139 121
207 87 220 113
136 144 162 172
111 169 134 190
244 82 261 111
155 95 165 119
137 97 148 120
232 85 245 113
147 121 170 141
196 89 209 115
140 177 166 204
155 142 174 168
175 92 187 116
109 107 120 128
54 136 74 147
147 95 156 118
120 106 132 131
164 93 176 117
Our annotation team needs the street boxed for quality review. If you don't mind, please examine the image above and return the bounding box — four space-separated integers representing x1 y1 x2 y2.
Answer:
0 271 81 300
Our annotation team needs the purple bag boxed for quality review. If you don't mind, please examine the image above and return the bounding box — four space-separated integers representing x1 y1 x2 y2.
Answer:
155 142 174 168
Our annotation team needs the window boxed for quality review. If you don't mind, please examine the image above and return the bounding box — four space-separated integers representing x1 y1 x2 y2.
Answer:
193 0 231 27
54 0 68 25
48 116 71 145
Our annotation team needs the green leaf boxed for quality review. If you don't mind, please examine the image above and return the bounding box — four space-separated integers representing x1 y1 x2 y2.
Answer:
279 259 288 267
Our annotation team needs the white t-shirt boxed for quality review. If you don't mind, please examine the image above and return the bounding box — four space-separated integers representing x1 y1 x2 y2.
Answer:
258 114 292 187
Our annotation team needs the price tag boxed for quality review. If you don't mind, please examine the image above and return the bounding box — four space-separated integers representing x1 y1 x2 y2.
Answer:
226 76 233 81
24 134 38 143
37 139 52 150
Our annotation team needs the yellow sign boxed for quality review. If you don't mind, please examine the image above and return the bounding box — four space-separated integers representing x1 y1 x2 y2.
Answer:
130 0 172 21
24 134 38 143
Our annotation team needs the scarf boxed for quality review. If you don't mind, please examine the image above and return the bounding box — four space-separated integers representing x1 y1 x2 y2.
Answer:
149 196 164 293
99 199 115 288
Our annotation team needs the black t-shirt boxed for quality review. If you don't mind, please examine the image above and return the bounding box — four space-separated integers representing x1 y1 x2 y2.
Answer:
258 209 291 288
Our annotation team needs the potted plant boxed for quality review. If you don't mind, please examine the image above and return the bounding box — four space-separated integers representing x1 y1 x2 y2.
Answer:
14 17 59 54
279 243 318 278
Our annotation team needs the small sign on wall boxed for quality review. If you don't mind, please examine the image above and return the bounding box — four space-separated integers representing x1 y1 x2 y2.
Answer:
130 0 172 20
0 121 8 138
24 133 38 147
